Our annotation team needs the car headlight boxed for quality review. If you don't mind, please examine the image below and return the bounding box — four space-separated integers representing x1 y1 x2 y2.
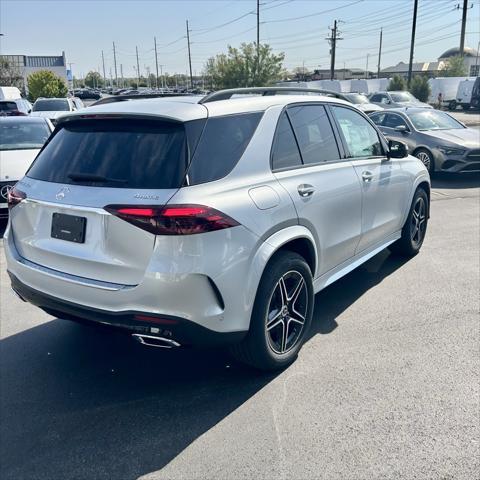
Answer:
437 146 465 156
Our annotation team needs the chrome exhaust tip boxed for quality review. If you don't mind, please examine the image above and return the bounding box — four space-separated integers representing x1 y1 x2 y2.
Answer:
132 333 181 349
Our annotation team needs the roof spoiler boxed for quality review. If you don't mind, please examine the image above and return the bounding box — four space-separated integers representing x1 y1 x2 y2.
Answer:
90 93 194 106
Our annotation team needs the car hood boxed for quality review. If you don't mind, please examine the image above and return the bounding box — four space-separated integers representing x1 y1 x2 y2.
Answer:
30 111 68 119
0 148 40 181
423 128 480 148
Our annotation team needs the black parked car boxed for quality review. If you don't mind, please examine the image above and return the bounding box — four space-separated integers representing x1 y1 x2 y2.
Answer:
72 89 101 100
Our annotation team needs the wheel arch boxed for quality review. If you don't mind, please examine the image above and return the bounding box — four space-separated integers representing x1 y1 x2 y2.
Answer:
246 226 318 326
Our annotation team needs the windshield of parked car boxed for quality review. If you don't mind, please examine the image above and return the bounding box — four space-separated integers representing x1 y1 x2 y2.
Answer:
32 99 70 112
390 92 417 103
0 120 50 150
407 110 464 131
345 93 370 104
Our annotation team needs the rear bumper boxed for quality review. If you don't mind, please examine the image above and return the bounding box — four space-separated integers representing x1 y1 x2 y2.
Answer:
5 221 260 338
9 272 246 346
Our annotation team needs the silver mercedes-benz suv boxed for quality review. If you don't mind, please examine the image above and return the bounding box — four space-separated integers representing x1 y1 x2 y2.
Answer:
6 88 430 370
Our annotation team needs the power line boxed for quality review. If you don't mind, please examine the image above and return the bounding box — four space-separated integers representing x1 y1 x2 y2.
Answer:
264 0 363 23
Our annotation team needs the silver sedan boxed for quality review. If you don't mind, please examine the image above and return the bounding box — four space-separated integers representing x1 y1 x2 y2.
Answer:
369 108 480 174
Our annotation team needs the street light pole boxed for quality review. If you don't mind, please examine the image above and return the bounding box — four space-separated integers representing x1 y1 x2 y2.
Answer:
154 37 160 90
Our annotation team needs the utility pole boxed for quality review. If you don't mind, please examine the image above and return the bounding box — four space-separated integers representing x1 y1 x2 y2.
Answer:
186 20 193 90
136 46 141 87
327 20 342 80
459 0 469 56
154 37 159 90
407 0 418 88
377 28 383 78
68 63 74 89
120 64 124 88
160 64 165 88
113 41 118 87
101 50 106 88
365 54 369 79
256 0 260 83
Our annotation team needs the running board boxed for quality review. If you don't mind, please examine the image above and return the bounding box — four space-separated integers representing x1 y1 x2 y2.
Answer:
313 232 401 293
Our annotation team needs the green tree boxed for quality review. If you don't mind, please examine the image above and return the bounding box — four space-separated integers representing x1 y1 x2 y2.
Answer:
27 70 68 101
84 71 103 88
409 75 431 102
441 55 467 77
204 43 285 89
387 74 406 91
0 57 23 89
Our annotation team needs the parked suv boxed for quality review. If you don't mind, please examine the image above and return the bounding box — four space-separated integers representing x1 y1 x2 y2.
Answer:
6 88 430 370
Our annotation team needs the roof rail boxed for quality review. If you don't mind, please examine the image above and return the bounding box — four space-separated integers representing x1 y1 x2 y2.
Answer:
199 87 346 104
90 92 194 106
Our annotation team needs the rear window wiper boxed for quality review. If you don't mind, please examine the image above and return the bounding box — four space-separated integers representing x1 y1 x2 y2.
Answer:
67 173 127 184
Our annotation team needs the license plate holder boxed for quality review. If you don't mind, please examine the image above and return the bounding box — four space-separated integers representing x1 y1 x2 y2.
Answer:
51 213 87 243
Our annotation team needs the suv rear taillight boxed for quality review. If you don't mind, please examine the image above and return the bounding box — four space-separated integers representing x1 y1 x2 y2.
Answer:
104 204 239 235
7 187 27 210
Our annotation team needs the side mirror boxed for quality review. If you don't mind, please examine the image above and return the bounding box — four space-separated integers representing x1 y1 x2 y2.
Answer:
394 125 409 133
388 140 408 158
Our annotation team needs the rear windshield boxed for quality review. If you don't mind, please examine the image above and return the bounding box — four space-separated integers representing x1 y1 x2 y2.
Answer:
0 120 51 151
390 92 416 103
33 99 70 111
0 101 18 112
27 119 189 188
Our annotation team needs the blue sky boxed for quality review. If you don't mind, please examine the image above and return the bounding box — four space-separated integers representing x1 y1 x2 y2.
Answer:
1 0 479 78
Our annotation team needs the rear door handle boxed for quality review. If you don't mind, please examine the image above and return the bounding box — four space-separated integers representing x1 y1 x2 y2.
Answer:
297 184 315 197
361 171 374 182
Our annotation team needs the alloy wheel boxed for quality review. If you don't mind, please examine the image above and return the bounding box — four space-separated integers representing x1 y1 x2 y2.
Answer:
411 196 427 246
265 270 308 354
416 151 432 172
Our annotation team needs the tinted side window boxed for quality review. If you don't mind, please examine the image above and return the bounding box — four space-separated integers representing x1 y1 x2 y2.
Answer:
332 106 384 158
188 112 262 185
287 105 340 164
384 114 407 129
370 94 382 102
370 112 386 126
271 111 302 170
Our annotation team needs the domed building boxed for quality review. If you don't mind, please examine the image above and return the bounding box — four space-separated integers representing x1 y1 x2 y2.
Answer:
438 47 479 76
439 46 478 60
380 45 479 78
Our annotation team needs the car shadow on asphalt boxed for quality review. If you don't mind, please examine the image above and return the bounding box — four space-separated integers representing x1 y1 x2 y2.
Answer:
309 248 408 337
0 219 7 238
0 248 410 480
431 172 480 189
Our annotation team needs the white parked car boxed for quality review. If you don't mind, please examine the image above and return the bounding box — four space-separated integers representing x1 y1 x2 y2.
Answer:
6 88 430 370
0 116 53 218
30 97 76 124
342 93 384 114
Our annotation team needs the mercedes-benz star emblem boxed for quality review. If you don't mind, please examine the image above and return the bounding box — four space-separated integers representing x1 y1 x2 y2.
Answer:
0 185 12 200
56 187 70 201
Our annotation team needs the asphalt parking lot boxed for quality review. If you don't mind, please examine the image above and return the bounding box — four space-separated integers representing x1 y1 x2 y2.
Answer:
0 173 479 480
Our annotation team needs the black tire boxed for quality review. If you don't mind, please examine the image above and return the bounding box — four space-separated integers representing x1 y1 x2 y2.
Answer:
448 100 457 111
390 187 429 257
414 148 435 175
230 251 314 371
